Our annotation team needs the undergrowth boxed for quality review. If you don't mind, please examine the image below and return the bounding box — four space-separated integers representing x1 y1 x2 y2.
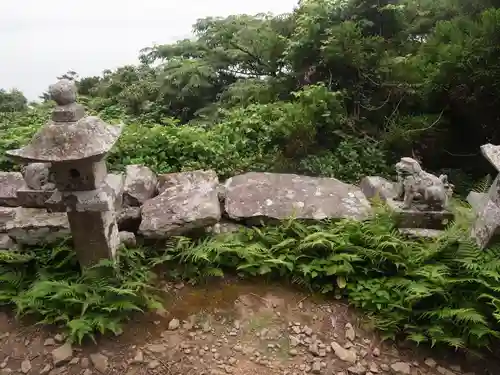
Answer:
157 203 500 352
1 202 499 353
0 239 163 344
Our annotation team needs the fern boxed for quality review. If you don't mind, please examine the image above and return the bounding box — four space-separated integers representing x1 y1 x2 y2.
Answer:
0 239 165 344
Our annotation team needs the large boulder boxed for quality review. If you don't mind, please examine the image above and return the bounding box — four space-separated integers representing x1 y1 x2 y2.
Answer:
224 172 372 223
123 165 157 207
6 207 70 245
0 172 26 207
139 170 221 239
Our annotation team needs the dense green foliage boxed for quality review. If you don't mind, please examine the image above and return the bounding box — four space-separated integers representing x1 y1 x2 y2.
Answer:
0 89 27 113
3 0 500 190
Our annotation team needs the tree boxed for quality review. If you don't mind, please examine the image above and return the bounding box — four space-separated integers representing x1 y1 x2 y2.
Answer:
0 89 28 112
19 0 500 186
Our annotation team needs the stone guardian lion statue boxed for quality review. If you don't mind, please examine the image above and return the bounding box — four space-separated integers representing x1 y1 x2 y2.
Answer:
394 157 453 210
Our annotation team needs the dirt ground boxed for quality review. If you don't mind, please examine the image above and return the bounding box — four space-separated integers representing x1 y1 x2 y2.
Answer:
0 278 496 375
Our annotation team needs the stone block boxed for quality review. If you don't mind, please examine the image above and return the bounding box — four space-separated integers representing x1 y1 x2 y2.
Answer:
224 172 372 224
0 172 26 207
139 170 221 239
386 199 454 230
17 188 54 208
6 207 70 245
157 170 217 194
359 176 397 202
51 103 85 122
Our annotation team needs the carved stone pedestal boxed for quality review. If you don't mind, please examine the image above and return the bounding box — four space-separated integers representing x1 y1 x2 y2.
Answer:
386 199 454 230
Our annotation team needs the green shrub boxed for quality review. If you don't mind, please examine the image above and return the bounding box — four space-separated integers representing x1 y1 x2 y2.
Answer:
297 137 391 183
0 109 47 170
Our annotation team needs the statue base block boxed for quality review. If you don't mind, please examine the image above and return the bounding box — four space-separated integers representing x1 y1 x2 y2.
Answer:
386 199 454 229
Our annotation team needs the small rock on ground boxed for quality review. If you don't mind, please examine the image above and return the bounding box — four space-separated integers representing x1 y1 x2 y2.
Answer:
391 362 411 374
169 318 180 330
20 360 31 374
90 353 108 373
52 343 73 366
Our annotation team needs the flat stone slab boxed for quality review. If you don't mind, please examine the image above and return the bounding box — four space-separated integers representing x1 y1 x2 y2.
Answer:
360 176 397 202
0 172 26 207
17 189 54 208
224 172 372 224
139 170 221 239
6 207 70 245
386 199 454 229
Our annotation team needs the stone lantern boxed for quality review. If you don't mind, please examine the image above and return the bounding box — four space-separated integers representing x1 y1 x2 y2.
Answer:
6 79 124 266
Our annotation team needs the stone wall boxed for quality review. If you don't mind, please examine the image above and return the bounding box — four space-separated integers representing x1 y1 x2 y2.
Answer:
0 165 374 249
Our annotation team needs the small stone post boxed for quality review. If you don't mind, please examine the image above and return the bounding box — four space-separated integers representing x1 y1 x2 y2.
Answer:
6 79 124 266
469 144 500 249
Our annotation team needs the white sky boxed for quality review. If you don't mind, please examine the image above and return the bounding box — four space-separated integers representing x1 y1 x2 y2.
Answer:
0 0 298 100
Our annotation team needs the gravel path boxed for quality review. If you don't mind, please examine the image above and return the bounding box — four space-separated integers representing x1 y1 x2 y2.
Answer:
0 279 493 375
